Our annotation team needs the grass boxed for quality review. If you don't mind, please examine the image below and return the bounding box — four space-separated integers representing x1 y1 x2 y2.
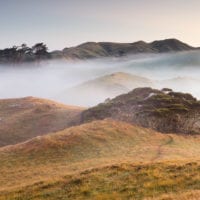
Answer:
145 190 200 200
0 161 200 200
0 119 200 198
0 96 84 147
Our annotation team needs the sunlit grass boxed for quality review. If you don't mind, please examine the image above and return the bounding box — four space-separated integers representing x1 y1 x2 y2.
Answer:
0 162 200 200
0 119 200 199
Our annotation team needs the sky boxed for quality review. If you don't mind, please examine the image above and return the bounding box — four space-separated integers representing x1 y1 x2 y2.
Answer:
0 0 200 50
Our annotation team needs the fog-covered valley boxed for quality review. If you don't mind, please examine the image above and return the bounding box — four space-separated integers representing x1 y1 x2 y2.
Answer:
1 50 200 106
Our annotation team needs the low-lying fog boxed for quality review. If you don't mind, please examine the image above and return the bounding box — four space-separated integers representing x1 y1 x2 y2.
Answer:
1 50 200 107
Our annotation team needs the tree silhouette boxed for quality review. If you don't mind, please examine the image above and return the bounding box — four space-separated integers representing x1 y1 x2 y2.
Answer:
0 42 50 64
32 43 49 60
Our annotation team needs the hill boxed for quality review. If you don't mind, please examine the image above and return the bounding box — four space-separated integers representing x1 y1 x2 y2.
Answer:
57 72 153 106
62 39 196 59
0 97 84 147
0 119 200 199
81 87 200 134
0 39 197 63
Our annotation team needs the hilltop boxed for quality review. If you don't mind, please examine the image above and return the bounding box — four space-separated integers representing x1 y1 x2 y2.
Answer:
0 97 84 147
0 119 200 199
57 72 153 106
60 38 196 59
81 87 200 134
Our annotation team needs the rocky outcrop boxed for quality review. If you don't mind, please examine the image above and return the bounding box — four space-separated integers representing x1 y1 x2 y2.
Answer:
81 87 200 134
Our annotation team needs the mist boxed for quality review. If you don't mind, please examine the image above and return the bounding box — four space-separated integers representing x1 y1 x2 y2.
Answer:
1 50 200 107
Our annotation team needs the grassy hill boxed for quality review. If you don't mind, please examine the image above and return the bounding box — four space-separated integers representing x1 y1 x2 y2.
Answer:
0 97 84 147
0 119 200 199
58 72 153 106
62 39 195 60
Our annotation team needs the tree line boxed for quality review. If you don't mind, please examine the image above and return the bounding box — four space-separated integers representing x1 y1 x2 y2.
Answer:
0 43 51 63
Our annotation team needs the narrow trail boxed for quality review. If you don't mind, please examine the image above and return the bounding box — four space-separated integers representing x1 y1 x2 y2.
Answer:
151 135 173 162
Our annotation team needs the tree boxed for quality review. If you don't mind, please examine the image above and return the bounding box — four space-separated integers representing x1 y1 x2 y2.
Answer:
32 43 49 60
3 46 18 62
0 42 50 64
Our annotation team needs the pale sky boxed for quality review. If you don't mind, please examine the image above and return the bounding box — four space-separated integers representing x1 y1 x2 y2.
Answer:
0 0 200 50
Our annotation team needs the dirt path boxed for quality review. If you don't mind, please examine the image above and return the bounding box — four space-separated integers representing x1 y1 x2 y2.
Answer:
151 135 173 162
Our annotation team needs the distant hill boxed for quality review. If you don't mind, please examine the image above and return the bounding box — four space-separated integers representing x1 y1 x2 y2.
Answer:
0 119 200 198
81 87 200 134
56 72 154 106
0 39 197 63
0 97 84 147
60 39 196 60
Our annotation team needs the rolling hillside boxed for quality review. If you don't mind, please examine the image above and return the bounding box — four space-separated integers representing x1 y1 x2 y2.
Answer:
0 120 200 200
1 88 200 199
0 97 84 147
0 119 200 199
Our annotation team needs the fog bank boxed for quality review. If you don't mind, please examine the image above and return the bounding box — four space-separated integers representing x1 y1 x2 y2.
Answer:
0 50 200 106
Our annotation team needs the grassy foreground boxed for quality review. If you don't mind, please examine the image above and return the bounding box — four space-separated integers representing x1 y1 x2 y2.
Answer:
0 119 200 199
0 161 200 200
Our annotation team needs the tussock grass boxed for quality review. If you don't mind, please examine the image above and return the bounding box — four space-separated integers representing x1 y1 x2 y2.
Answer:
0 162 200 200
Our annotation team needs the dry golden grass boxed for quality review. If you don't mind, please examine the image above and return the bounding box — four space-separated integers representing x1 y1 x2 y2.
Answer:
0 161 200 200
145 190 200 200
0 119 200 199
0 96 84 147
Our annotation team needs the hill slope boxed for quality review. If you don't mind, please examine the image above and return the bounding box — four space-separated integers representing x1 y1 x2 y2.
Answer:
0 97 84 147
62 39 196 59
81 88 200 134
1 162 200 200
0 119 200 199
57 72 153 106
